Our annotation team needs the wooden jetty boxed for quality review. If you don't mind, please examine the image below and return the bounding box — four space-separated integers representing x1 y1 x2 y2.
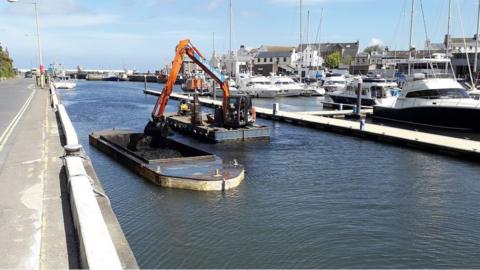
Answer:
143 90 480 160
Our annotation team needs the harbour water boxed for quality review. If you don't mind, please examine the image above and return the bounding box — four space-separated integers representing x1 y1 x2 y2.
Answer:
61 80 480 268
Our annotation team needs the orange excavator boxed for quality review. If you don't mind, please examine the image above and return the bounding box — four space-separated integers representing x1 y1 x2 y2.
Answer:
144 39 256 138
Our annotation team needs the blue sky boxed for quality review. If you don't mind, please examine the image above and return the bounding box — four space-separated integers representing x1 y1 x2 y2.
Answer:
0 0 478 71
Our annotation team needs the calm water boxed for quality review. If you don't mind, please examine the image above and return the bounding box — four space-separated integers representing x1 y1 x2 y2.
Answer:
61 80 480 268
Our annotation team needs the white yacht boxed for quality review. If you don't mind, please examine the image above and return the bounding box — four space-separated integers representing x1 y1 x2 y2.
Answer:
53 76 76 89
210 79 239 97
325 77 399 107
301 83 325 96
373 74 480 131
237 76 279 98
269 76 303 97
322 73 347 92
469 89 480 100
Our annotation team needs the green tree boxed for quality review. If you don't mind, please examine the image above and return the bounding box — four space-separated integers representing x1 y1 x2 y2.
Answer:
341 55 353 65
363 44 385 54
325 51 340 69
0 44 15 79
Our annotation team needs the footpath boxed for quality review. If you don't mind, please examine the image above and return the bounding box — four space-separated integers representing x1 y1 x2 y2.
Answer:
0 78 137 269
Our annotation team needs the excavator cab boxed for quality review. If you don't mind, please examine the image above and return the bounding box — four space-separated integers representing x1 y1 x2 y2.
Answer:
223 95 253 128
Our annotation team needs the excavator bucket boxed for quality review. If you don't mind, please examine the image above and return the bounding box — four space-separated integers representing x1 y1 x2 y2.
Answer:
144 120 170 138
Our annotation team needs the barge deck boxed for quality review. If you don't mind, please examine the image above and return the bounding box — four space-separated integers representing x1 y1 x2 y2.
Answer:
89 129 245 191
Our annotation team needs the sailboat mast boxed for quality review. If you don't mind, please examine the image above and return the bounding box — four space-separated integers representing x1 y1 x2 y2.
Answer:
445 0 452 74
317 8 324 71
299 0 303 82
306 10 310 45
229 0 232 55
300 0 303 47
408 0 415 76
473 0 480 87
446 0 451 57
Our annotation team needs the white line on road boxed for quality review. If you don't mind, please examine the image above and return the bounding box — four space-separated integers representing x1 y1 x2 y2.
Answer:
0 85 37 154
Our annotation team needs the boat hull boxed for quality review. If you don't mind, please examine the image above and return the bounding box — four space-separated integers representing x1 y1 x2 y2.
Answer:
53 82 76 89
373 105 480 131
327 94 376 106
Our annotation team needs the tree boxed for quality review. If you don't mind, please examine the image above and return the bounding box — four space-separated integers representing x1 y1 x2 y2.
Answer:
363 44 385 54
325 51 340 69
341 55 353 65
0 44 14 79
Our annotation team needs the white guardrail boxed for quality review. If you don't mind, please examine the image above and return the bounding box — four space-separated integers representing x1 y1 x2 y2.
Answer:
50 85 123 269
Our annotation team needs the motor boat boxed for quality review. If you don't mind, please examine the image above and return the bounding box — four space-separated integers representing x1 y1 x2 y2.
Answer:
469 89 480 100
301 83 325 96
321 73 347 92
102 72 119 81
269 76 303 97
237 76 279 98
325 77 399 107
53 76 76 89
373 74 480 131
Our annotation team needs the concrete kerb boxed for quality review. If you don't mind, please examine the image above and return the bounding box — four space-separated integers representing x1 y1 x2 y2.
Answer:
65 157 122 269
50 86 124 269
50 85 59 110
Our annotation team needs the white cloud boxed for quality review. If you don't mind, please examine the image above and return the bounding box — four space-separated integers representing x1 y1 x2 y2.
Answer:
368 38 384 47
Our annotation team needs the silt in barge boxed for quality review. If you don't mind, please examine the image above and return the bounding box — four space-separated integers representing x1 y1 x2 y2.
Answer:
89 129 244 191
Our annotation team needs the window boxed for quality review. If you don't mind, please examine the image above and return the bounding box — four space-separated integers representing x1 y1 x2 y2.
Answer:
284 57 287 62
264 58 266 63
405 88 469 99
270 58 273 62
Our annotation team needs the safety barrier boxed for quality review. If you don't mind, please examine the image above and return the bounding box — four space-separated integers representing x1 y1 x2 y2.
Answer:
51 85 123 269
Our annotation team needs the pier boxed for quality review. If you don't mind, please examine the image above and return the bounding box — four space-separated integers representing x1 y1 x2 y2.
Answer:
144 90 480 161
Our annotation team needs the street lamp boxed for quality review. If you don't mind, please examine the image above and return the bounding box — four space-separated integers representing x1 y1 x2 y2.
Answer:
7 0 44 88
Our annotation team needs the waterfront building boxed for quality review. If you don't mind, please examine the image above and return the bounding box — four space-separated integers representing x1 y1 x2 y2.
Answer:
253 45 298 76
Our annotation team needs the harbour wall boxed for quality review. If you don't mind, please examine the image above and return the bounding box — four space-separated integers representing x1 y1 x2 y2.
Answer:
50 86 138 269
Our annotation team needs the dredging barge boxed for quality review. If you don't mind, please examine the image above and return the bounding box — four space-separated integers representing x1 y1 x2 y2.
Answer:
89 129 244 191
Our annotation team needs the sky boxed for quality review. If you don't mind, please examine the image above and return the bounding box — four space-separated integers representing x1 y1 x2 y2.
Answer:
0 0 478 71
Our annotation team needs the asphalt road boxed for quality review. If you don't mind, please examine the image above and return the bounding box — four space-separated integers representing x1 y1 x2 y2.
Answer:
0 78 35 137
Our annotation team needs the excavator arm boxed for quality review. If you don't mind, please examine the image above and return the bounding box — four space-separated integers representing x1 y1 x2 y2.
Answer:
151 39 230 121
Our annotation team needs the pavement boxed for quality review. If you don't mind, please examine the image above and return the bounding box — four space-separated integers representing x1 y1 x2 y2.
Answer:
0 78 79 269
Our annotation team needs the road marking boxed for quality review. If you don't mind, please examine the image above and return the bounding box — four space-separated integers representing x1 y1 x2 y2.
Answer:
0 85 36 154
21 158 42 165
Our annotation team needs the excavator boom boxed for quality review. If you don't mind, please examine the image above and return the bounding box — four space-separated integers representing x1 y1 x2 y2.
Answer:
151 39 229 121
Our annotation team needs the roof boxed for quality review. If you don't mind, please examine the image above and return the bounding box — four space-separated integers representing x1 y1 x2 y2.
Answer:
385 50 443 59
426 43 445 50
298 42 359 59
445 35 478 46
259 45 296 52
256 51 293 58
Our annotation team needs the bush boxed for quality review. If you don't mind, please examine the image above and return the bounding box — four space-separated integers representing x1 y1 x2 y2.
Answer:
325 51 341 69
0 47 14 79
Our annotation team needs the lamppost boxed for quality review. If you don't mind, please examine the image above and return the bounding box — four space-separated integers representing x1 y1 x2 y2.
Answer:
7 0 44 88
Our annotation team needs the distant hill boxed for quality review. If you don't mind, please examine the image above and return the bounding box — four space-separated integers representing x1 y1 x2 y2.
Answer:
0 44 14 79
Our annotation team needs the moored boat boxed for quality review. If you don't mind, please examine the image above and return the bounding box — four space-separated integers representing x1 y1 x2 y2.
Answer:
53 76 76 89
373 74 480 131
